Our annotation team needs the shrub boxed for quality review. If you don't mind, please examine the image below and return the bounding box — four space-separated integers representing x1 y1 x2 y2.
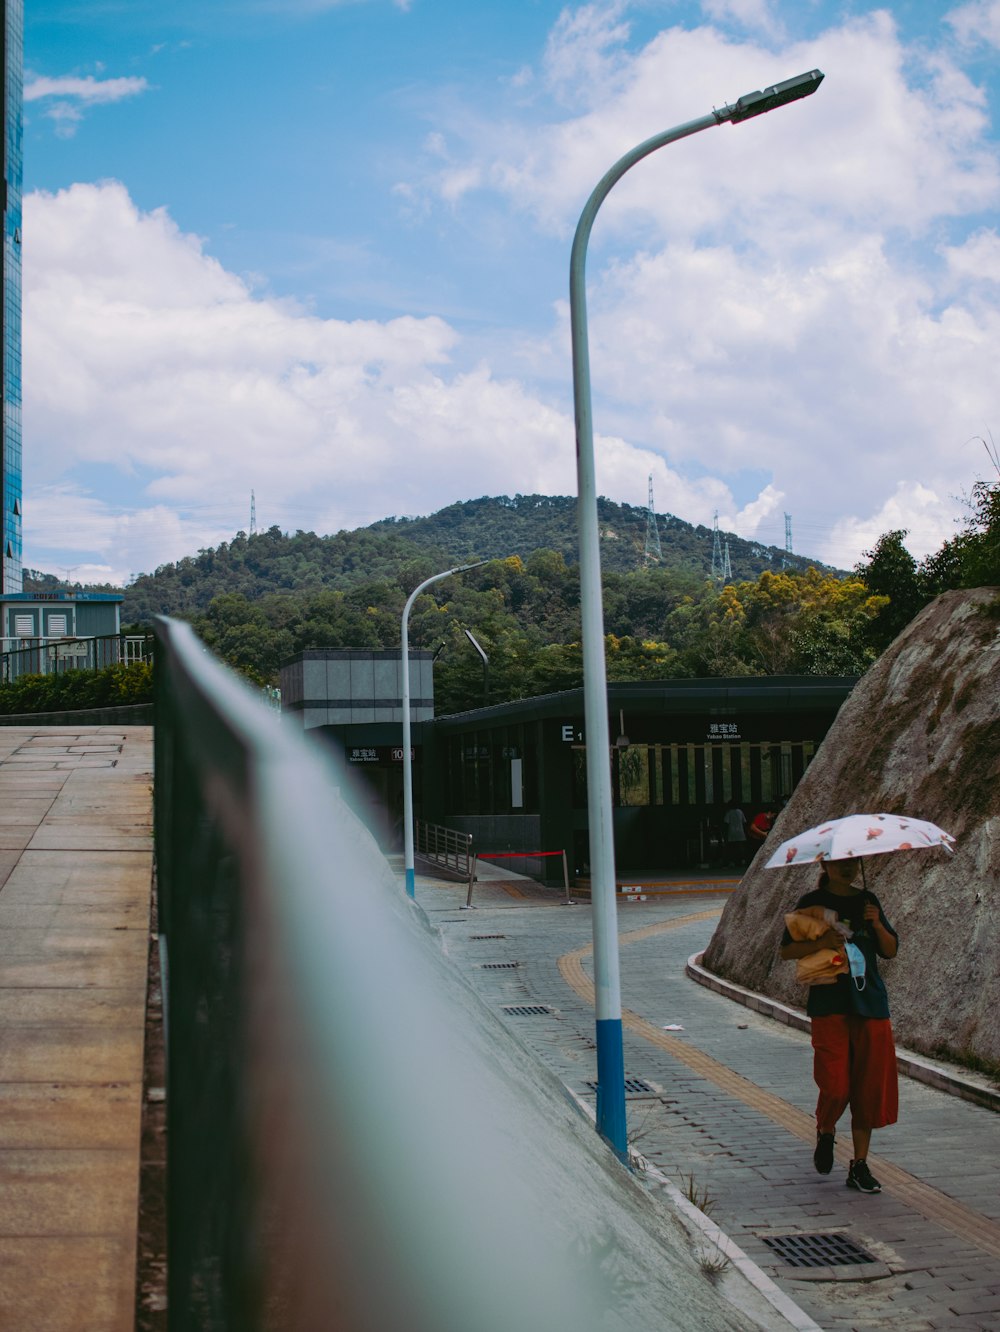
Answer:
0 659 154 716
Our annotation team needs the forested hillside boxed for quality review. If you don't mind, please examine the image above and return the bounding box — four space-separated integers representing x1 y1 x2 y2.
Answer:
113 494 829 623
182 558 881 713
23 467 998 715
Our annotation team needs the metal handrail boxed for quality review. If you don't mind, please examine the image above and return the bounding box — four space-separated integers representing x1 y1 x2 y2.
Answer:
415 818 473 874
1 631 152 681
153 616 613 1331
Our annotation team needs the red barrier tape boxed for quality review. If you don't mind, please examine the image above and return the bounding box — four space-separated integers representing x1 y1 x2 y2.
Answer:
477 850 563 859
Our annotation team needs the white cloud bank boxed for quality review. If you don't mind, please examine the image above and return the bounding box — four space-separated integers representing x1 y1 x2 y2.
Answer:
400 4 1000 565
414 11 997 239
23 183 573 582
21 5 1000 584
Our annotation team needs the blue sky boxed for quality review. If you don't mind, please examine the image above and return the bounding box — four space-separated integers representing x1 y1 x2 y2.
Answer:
20 0 1000 584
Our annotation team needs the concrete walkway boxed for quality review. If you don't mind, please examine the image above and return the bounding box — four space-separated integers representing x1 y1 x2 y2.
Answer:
416 871 1000 1332
0 726 154 1332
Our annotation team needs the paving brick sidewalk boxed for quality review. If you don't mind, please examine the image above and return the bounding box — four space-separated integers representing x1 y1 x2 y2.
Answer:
0 726 154 1332
417 877 1000 1332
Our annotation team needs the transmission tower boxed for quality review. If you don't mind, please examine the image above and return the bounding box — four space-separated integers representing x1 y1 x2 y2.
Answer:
711 511 724 581
643 474 662 564
722 538 732 583
782 512 793 567
250 490 257 537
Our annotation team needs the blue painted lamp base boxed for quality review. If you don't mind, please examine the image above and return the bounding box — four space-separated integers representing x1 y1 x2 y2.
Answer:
595 1017 628 1162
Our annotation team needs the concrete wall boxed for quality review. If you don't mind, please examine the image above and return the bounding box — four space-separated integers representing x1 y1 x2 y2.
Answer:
0 703 153 726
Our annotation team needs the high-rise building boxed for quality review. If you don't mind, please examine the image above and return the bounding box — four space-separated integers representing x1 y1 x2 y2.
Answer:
1 0 22 595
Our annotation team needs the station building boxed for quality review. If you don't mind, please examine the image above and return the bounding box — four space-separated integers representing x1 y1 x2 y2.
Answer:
281 648 855 879
280 648 434 846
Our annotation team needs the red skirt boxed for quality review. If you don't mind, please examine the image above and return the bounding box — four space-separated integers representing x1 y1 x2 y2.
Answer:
810 1013 898 1131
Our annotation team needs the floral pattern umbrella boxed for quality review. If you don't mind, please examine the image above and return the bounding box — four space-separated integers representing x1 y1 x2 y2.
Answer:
764 812 956 868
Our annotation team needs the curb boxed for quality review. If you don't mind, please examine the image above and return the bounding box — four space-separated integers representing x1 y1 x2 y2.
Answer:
686 952 1000 1114
567 1090 825 1332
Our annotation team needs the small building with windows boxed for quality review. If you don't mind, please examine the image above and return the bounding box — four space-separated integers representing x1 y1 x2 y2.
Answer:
1 590 124 680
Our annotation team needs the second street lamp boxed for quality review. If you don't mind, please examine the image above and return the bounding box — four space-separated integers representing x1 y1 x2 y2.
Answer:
570 70 824 1162
401 562 486 898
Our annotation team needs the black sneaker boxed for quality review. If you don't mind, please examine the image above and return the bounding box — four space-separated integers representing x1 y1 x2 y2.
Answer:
813 1131 835 1175
846 1159 881 1193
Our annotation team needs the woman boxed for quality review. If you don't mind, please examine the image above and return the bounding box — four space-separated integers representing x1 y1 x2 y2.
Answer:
779 856 898 1193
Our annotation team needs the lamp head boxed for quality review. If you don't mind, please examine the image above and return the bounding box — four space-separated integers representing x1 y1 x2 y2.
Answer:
728 69 824 124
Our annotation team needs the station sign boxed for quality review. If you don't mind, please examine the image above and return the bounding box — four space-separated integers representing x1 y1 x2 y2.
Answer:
706 721 741 742
348 746 414 764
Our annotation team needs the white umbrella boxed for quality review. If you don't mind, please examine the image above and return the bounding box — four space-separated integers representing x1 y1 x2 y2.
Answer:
764 812 955 869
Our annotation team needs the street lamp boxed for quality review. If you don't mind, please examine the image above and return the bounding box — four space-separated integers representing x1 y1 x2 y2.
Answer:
401 562 486 898
464 628 490 706
570 69 824 1161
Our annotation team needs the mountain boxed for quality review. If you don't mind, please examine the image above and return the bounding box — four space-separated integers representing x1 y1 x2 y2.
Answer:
370 495 827 579
86 494 833 623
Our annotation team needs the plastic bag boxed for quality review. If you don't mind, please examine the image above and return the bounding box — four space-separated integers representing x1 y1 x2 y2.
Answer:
784 907 849 985
795 947 848 985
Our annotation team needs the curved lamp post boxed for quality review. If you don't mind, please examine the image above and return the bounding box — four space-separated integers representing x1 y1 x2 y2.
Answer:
402 561 486 898
570 70 824 1161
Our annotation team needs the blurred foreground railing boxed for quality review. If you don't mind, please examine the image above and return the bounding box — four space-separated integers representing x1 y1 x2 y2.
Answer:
153 617 611 1332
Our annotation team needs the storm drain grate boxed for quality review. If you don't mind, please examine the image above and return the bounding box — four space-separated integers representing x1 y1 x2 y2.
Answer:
502 1005 553 1016
470 934 506 940
481 961 521 969
584 1077 656 1096
761 1233 877 1269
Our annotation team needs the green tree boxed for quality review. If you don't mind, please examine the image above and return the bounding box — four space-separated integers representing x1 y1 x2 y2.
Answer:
855 530 926 651
921 465 1000 594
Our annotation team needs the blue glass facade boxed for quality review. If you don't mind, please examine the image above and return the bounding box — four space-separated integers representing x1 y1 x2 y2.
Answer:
0 0 22 594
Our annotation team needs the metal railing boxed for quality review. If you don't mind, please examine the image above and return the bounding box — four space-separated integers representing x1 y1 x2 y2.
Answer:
153 616 613 1331
1 632 152 682
415 817 474 882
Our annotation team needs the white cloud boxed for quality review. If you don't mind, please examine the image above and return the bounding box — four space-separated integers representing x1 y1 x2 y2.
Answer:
21 183 563 581
24 74 150 104
941 227 1000 285
946 0 1000 48
542 2 633 110
22 180 779 584
700 0 785 40
556 226 1000 566
826 483 965 567
20 5 1000 585
25 73 150 137
734 483 784 536
25 485 210 584
593 436 752 534
396 7 999 570
415 12 998 240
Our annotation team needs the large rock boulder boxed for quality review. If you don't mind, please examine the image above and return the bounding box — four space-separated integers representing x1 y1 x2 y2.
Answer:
702 587 1000 1068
